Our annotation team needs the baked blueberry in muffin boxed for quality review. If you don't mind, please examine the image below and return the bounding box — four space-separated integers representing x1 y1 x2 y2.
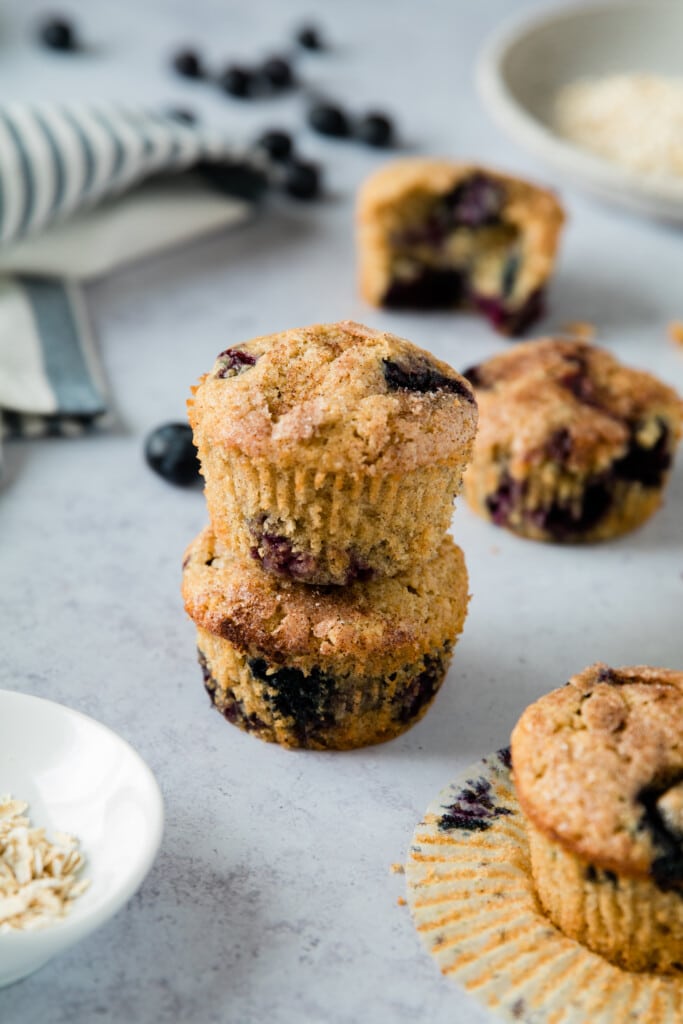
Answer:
188 320 477 585
182 526 469 750
463 338 683 542
357 159 565 335
512 663 683 973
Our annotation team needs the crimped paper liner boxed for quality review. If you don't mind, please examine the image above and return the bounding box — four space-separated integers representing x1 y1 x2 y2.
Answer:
405 751 683 1023
200 446 466 582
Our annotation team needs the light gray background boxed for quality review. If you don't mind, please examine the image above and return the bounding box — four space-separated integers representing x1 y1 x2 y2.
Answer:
1 1 682 1022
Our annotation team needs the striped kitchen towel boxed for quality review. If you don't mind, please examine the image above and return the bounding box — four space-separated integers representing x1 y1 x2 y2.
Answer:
0 102 268 454
0 277 106 441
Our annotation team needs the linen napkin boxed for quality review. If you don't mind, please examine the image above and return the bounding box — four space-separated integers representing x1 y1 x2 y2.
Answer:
0 102 267 455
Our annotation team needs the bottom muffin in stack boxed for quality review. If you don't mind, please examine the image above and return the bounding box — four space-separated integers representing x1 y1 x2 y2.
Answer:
182 527 469 750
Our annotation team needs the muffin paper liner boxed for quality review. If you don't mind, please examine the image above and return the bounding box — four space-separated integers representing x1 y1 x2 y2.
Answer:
405 751 683 1023
201 446 464 583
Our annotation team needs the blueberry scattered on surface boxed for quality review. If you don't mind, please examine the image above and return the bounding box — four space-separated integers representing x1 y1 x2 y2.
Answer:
296 24 324 50
355 112 394 148
308 102 350 138
171 49 203 79
38 16 78 52
219 65 256 98
257 129 294 161
261 56 294 89
283 160 321 200
144 423 201 487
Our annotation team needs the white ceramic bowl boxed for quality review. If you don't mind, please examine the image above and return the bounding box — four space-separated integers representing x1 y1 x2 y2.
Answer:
477 0 683 222
0 690 163 987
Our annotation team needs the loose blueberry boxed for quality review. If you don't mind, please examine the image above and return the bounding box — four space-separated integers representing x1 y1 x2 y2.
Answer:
383 358 475 402
257 129 294 161
171 49 203 79
283 160 321 200
308 102 350 138
144 423 201 487
355 112 394 148
219 65 256 98
38 16 78 52
296 24 324 50
261 56 294 89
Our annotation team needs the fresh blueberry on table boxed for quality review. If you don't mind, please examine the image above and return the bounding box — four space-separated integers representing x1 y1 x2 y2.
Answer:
308 102 350 138
283 160 321 200
261 56 294 90
38 15 79 52
144 423 201 487
219 65 256 98
257 129 294 161
296 24 324 50
355 112 394 147
171 49 204 79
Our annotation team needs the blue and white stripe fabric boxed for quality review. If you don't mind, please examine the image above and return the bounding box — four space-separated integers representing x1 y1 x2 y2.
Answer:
0 277 105 440
0 104 263 454
0 103 255 243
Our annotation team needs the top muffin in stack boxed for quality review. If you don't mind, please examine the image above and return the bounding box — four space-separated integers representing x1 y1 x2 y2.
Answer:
184 320 476 749
188 320 477 586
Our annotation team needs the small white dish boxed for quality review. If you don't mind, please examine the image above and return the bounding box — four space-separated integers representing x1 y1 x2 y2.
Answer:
0 689 163 987
476 0 683 222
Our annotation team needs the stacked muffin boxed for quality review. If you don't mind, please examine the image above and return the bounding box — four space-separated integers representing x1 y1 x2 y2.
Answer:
183 320 477 750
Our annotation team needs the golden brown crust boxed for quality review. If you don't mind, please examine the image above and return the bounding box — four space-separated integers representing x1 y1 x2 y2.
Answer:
464 337 683 542
188 319 477 476
512 662 683 879
468 338 683 476
182 526 469 675
356 158 565 307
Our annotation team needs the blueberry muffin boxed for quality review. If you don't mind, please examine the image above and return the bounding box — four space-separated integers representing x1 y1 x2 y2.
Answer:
463 338 683 542
512 663 683 974
188 320 477 586
357 159 565 335
182 526 469 750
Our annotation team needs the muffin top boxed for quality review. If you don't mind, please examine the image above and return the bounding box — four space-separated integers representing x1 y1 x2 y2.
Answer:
182 526 468 676
357 158 564 235
512 662 683 884
188 320 477 474
465 338 683 478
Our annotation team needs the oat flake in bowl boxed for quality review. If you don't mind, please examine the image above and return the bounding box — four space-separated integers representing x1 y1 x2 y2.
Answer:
0 796 88 933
